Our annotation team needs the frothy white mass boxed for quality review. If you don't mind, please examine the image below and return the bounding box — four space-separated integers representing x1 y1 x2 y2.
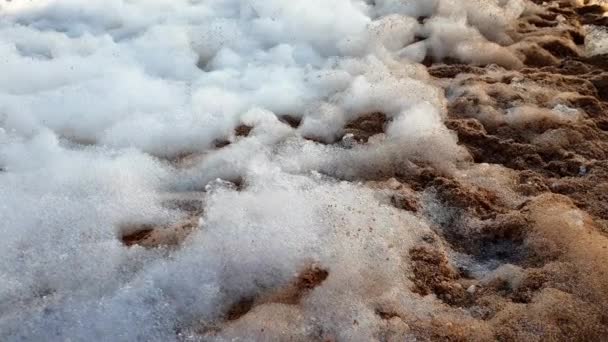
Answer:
0 0 528 340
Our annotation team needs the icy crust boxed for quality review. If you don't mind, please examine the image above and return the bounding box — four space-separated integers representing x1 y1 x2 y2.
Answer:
1 0 608 341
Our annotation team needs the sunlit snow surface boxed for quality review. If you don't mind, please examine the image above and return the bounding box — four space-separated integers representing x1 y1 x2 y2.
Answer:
0 0 527 340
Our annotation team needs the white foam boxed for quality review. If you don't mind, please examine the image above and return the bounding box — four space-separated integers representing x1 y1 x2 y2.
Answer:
0 0 528 340
585 25 608 56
